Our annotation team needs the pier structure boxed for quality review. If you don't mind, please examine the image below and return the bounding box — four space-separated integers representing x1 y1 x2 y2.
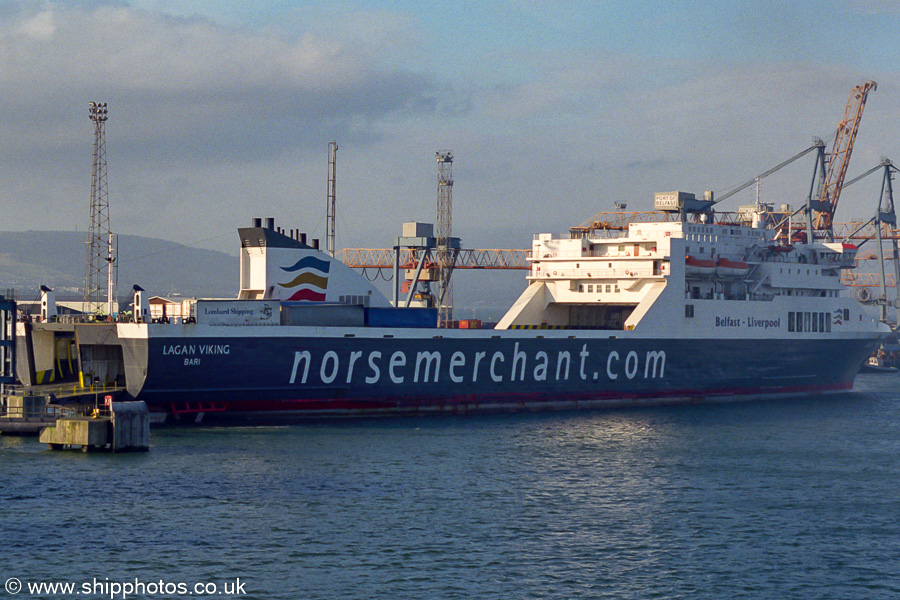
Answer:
39 401 149 452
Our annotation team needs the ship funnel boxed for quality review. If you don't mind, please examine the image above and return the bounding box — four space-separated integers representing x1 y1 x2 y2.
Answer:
265 217 275 230
252 218 261 228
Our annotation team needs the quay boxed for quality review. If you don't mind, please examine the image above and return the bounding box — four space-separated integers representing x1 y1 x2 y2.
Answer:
39 401 149 452
0 382 127 435
1 386 148 452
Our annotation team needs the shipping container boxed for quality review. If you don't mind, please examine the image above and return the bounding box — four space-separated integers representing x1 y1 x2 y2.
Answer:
364 307 437 328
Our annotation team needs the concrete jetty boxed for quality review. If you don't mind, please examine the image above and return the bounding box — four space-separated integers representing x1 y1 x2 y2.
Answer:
39 401 149 452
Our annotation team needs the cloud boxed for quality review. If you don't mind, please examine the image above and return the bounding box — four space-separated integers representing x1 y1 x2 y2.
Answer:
0 1 445 161
0 0 894 269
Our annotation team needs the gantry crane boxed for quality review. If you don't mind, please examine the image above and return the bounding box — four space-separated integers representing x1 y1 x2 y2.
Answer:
337 248 530 270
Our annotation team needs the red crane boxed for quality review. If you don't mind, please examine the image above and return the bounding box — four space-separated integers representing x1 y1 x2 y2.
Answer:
812 81 877 231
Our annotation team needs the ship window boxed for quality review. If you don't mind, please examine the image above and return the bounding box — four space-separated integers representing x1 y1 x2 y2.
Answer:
788 312 795 332
606 285 611 293
812 314 818 332
587 285 593 293
700 247 705 254
826 315 831 333
804 312 811 331
820 312 826 332
579 284 584 293
614 285 620 293
844 308 850 321
685 304 694 318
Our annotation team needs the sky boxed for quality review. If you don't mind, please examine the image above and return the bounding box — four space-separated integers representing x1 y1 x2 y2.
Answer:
2 0 900 309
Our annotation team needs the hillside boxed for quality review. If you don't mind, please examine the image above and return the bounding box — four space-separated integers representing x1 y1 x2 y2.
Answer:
0 231 239 299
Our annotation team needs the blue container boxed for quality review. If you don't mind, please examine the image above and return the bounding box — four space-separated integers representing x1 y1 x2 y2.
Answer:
364 307 438 328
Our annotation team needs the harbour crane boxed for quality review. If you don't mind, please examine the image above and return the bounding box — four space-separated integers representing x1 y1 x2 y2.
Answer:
810 80 877 233
342 83 889 306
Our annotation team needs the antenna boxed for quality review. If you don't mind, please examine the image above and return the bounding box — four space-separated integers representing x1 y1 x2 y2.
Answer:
326 141 338 256
436 151 453 325
83 102 114 315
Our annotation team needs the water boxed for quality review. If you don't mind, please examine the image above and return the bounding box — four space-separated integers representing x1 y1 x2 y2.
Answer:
2 375 900 599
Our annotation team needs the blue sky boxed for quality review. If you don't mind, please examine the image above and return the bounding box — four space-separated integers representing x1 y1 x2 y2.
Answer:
1 0 899 307
130 1 900 70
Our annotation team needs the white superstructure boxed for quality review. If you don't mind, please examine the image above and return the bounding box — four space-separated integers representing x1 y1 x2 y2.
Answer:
498 211 879 339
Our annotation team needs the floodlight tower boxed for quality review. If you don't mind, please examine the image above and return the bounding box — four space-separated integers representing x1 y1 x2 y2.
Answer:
436 151 454 325
82 102 114 315
326 141 338 256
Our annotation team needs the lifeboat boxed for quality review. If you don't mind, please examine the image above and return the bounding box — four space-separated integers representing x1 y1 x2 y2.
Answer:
715 257 749 278
684 255 716 277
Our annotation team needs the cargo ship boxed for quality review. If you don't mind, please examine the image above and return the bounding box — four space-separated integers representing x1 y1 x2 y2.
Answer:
10 82 885 422
48 195 875 421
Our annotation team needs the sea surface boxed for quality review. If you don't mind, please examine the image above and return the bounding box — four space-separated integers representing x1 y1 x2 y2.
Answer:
2 375 900 600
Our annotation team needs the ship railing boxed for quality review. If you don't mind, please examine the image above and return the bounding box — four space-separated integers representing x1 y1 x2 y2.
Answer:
7 380 123 398
79 381 123 393
0 402 110 420
29 314 137 325
0 400 70 420
531 266 665 280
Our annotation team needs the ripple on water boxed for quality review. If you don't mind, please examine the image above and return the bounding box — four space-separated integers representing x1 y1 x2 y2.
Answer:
3 384 900 598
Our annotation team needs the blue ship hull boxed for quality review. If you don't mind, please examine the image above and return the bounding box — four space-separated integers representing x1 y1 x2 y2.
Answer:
121 330 880 417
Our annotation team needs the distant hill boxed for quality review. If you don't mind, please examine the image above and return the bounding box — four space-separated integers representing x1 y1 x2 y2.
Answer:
0 231 239 299
0 230 526 321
